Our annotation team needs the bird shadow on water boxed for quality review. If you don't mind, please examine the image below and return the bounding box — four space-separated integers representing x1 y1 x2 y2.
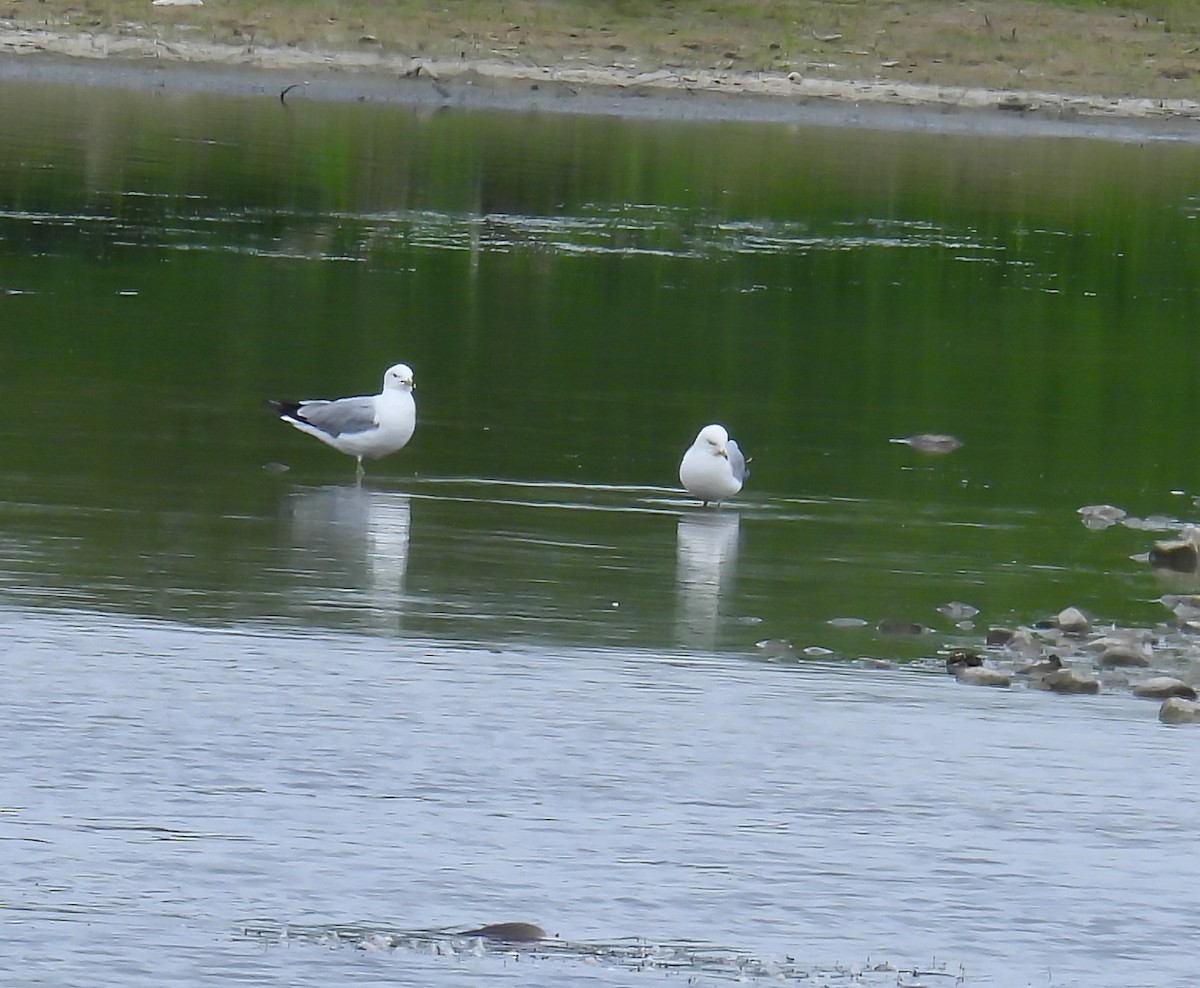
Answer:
236 920 960 985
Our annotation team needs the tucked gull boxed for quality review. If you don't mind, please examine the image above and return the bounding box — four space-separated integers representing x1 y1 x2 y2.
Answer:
268 363 416 478
679 424 750 505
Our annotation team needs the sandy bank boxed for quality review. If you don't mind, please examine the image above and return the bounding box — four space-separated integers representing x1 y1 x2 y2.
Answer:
3 26 1200 143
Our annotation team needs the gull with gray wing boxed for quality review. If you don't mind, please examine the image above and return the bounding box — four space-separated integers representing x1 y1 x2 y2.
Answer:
268 363 416 479
679 424 750 505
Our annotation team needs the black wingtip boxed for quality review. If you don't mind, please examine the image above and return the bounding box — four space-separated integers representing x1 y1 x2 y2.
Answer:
265 398 300 417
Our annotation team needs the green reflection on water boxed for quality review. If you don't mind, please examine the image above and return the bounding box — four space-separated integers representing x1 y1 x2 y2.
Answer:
2 79 1199 651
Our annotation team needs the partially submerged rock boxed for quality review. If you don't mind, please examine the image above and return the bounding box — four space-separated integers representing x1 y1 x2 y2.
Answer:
1150 539 1200 572
1015 655 1062 677
1132 677 1197 701
985 627 1015 646
1030 668 1100 694
954 665 1011 688
1162 594 1200 622
938 601 979 621
1159 697 1200 724
1078 503 1126 530
1096 642 1152 668
1005 627 1045 657
1055 606 1091 635
754 638 795 659
945 650 982 674
877 619 928 636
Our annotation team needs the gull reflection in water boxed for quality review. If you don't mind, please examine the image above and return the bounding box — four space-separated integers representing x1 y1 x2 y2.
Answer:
285 486 411 626
675 510 741 648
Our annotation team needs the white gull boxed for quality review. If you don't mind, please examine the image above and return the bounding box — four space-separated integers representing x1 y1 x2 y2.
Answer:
679 424 750 505
268 363 416 479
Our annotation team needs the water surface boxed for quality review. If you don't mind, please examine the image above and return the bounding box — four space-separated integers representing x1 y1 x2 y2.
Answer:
4 76 1200 987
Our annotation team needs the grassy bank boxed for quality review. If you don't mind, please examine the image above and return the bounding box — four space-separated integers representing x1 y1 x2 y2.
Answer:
2 0 1199 100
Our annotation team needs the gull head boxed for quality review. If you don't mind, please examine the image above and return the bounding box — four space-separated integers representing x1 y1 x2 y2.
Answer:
696 423 730 458
383 363 415 391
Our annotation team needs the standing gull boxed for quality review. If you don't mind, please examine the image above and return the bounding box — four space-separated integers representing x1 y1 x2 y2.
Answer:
679 424 750 505
268 363 416 479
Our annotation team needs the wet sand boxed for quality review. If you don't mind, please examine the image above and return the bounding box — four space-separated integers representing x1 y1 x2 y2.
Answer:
2 26 1200 143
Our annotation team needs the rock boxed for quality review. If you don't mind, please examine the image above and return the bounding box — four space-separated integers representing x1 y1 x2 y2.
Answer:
1031 668 1100 694
1150 539 1200 572
954 666 1011 688
1005 627 1044 657
1132 677 1197 701
1078 503 1126 523
1078 504 1127 530
1015 655 1062 677
945 650 982 674
985 626 1015 646
1162 594 1200 621
1159 697 1200 724
938 601 979 621
1055 606 1091 634
1097 643 1152 668
754 639 795 659
827 617 869 628
1089 628 1155 649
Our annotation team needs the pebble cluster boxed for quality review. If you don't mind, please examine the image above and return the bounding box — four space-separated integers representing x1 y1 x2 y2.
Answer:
941 600 1200 725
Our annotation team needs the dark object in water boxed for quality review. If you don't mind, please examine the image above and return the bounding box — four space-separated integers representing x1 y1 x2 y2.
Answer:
889 433 963 454
279 81 309 104
1150 539 1200 573
460 922 546 943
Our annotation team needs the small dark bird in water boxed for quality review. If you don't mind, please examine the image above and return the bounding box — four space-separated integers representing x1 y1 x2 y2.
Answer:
460 922 546 943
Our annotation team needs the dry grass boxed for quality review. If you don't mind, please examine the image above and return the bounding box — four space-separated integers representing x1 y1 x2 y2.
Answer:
2 0 1199 99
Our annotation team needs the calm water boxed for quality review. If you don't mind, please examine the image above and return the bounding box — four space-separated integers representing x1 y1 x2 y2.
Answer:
4 75 1200 987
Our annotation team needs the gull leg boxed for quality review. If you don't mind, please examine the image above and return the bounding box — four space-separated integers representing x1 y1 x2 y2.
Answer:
355 457 365 483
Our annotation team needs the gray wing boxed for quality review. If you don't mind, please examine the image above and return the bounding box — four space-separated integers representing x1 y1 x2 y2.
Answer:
294 396 378 437
727 440 750 483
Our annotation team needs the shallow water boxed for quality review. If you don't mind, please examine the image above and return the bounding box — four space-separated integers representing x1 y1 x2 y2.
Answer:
4 76 1200 987
8 606 1200 988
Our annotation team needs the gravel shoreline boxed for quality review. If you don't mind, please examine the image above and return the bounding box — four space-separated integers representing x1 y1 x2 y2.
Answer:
4 26 1200 143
